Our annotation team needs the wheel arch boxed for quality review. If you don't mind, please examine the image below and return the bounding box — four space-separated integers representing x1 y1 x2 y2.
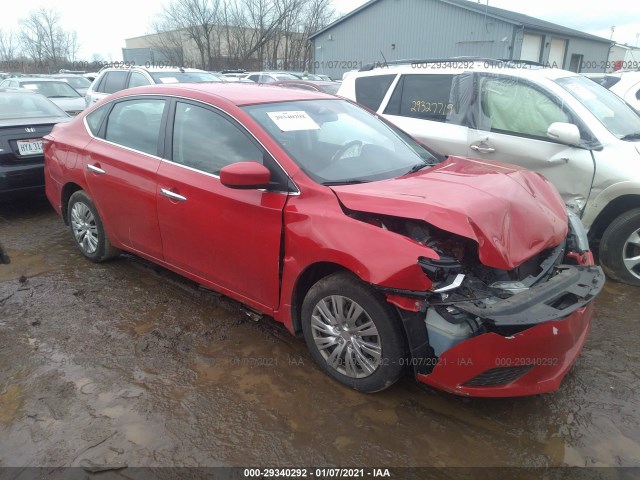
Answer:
61 182 84 225
587 194 640 245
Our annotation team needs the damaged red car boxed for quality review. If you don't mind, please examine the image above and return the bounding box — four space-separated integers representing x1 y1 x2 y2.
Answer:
44 83 605 397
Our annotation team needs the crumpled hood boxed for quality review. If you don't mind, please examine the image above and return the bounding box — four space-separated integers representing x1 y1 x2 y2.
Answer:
331 157 568 270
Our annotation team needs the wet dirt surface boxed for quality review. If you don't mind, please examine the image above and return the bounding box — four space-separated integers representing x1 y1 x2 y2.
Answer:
0 197 639 470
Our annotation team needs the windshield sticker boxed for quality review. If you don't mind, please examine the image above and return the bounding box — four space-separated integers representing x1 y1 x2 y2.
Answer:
267 111 320 132
23 84 39 90
158 77 179 84
564 83 596 101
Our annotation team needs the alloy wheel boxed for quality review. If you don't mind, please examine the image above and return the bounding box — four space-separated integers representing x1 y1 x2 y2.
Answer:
310 295 382 378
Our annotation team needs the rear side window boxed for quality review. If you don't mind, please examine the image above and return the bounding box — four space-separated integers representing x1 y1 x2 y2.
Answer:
105 99 166 155
384 74 455 122
86 105 108 135
101 71 128 94
355 74 396 111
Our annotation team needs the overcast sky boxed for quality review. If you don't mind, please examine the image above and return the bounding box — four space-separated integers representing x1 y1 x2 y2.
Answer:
2 0 639 61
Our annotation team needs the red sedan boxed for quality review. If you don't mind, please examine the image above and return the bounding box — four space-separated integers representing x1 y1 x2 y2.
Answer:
44 83 604 396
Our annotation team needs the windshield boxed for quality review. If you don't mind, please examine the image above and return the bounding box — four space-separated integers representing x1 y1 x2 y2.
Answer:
244 99 438 185
0 92 67 119
60 76 91 89
556 75 640 140
21 81 81 98
150 72 222 84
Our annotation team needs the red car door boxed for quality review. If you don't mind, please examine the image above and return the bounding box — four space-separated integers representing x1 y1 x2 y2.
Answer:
82 98 167 259
156 100 290 311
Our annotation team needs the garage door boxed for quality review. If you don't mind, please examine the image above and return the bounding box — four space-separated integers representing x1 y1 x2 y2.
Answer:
548 38 567 68
521 33 543 62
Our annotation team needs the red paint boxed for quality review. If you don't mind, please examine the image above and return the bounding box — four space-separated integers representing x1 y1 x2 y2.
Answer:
44 83 598 397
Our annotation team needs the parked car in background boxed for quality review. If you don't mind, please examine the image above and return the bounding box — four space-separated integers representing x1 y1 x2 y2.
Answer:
244 72 298 83
585 70 640 114
339 59 640 286
0 77 86 116
0 89 70 199
47 74 92 97
85 66 223 107
44 83 603 396
272 80 341 94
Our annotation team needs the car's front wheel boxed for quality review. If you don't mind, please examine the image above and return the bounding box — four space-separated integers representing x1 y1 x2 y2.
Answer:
301 272 407 392
600 208 640 286
67 190 121 263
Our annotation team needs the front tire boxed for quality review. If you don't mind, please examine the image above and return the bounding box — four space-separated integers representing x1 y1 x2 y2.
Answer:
599 208 640 286
67 190 121 263
301 272 407 393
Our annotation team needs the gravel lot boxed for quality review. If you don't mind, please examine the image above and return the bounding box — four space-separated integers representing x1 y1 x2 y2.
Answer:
0 197 639 471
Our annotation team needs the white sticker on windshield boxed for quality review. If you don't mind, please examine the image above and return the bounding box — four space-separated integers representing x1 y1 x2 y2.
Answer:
159 77 179 84
267 111 320 132
564 83 596 101
23 84 38 90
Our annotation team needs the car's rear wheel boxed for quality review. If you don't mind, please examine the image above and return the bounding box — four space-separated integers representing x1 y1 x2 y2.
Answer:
301 272 407 392
68 191 121 263
600 208 640 286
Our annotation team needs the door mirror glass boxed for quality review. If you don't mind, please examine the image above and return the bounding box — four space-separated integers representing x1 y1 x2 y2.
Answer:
547 122 581 146
220 161 271 189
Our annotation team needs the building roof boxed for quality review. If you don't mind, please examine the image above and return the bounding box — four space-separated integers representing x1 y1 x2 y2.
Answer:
310 0 611 44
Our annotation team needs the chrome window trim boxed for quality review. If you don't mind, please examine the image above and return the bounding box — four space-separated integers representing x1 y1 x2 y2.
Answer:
82 92 300 195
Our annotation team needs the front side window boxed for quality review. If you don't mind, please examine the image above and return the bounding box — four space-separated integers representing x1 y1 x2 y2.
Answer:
104 99 166 155
385 74 455 122
478 77 570 138
172 102 263 175
244 99 438 185
354 74 396 111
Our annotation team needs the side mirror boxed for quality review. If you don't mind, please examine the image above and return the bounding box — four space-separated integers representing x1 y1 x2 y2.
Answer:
547 122 581 146
220 161 271 190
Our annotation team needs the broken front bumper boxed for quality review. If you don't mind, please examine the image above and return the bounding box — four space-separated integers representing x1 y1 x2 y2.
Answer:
415 264 605 397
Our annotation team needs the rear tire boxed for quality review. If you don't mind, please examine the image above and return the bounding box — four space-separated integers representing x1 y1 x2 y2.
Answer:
599 208 640 286
301 272 407 393
67 191 121 263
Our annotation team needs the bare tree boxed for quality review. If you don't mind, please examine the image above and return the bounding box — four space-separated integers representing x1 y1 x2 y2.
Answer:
19 8 79 71
150 0 335 71
0 30 19 62
154 0 222 69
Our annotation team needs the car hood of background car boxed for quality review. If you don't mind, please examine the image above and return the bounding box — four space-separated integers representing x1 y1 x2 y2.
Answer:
331 157 568 270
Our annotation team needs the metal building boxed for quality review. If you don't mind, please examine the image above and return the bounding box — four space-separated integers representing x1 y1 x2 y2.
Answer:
310 0 612 79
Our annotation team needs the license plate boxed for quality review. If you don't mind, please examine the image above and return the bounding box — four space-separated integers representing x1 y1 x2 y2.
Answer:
17 139 44 156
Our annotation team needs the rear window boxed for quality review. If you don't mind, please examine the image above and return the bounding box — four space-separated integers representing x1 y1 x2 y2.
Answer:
354 74 396 111
384 74 455 122
0 92 67 119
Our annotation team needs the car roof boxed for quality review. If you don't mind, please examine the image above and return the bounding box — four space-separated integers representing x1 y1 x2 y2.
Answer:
112 82 336 106
348 61 581 81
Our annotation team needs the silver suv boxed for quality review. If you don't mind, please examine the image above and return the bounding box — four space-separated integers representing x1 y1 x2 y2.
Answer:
339 59 640 285
85 66 222 107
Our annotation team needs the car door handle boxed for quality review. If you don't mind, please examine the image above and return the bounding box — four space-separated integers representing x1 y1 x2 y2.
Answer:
160 188 187 202
470 145 496 154
87 164 106 174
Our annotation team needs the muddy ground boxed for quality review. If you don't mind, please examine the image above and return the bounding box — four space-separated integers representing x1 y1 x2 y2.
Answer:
0 196 639 471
